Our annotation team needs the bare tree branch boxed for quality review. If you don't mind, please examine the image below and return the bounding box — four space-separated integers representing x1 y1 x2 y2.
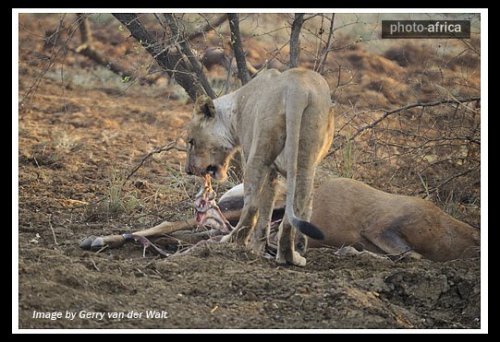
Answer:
326 96 481 157
188 14 228 41
317 13 335 74
112 13 212 101
163 14 216 99
125 141 185 183
228 13 250 85
289 13 305 68
417 165 479 196
21 15 70 105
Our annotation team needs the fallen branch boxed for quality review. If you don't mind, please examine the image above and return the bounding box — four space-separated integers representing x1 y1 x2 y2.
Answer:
75 14 132 79
76 44 134 79
48 214 59 247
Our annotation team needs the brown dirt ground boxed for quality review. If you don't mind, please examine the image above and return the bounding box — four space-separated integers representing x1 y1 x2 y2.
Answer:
18 14 481 330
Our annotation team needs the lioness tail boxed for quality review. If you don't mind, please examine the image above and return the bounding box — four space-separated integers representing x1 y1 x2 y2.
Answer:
284 89 324 241
292 218 325 240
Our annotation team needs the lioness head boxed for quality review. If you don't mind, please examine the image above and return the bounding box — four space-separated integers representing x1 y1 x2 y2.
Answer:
185 95 234 181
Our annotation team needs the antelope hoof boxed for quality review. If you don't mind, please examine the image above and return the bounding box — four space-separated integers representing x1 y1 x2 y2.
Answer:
90 237 106 250
79 235 97 250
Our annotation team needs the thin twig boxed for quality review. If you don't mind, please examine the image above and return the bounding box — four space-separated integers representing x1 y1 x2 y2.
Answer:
188 14 228 41
326 96 480 157
125 141 185 183
418 173 430 198
90 258 100 272
21 14 72 105
425 166 479 195
95 245 109 254
312 15 324 71
317 13 335 74
48 214 59 247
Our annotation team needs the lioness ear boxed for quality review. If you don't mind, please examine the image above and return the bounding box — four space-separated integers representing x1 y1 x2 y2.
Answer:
194 95 216 119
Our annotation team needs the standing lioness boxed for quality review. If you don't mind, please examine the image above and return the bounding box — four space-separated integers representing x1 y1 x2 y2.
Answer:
185 68 334 266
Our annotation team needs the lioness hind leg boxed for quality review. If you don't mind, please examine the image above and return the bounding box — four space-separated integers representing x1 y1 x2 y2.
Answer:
293 172 316 255
276 217 306 266
277 141 324 265
246 168 279 255
276 148 318 266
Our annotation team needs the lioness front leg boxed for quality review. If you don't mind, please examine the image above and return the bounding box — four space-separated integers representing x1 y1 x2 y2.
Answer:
222 124 283 246
221 164 272 245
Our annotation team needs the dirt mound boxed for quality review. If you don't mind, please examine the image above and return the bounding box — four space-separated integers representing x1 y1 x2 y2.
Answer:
19 243 480 329
384 43 437 68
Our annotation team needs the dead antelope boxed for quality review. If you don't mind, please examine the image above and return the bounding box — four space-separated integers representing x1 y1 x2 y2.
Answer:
81 177 479 262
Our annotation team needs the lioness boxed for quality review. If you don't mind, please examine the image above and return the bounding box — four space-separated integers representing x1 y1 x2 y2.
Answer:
185 68 335 266
218 178 480 261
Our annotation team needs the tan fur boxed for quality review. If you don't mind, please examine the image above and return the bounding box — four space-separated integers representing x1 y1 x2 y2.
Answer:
82 178 478 262
308 178 479 261
185 68 335 266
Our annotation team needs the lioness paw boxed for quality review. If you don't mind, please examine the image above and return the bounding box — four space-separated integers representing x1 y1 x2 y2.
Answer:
276 251 307 267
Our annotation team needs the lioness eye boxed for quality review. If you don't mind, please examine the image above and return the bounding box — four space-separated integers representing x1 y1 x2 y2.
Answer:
188 138 195 147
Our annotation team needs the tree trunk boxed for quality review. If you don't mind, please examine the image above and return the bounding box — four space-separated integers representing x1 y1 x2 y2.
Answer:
76 13 93 45
112 13 214 101
163 14 216 99
228 13 251 85
289 14 305 68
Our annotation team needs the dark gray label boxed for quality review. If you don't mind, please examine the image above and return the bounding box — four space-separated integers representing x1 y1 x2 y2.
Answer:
382 20 471 39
